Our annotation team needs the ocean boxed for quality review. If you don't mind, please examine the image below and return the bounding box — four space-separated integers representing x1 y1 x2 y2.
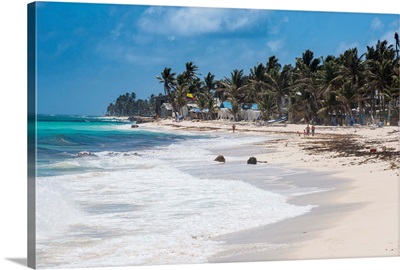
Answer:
35 114 315 268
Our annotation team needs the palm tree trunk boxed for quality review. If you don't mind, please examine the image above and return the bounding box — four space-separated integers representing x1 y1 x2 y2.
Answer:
171 101 179 120
372 89 378 123
333 109 339 126
277 99 282 118
379 89 384 122
358 101 364 125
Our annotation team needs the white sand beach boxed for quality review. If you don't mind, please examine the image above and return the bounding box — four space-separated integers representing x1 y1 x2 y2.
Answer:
142 119 399 262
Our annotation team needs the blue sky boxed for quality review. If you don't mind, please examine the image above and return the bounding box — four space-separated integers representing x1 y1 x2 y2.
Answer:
34 2 399 115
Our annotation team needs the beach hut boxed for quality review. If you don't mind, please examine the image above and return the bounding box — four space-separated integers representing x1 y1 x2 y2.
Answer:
240 109 261 121
160 103 173 118
189 107 201 119
220 101 232 109
218 108 234 120
240 104 261 121
185 103 198 118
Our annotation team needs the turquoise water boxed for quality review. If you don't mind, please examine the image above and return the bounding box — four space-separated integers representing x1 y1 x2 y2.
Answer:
35 114 314 268
36 114 196 176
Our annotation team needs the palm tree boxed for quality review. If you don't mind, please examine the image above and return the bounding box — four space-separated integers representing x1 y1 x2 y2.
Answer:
297 49 321 73
257 90 276 121
157 67 179 119
174 84 188 118
367 60 397 123
108 92 136 116
288 87 311 124
337 47 367 125
182 61 200 96
152 36 399 125
293 49 322 123
390 64 400 122
194 92 207 120
334 81 360 125
183 61 200 82
204 92 217 120
366 40 398 121
316 56 342 125
265 64 292 118
249 62 291 121
218 69 249 121
266 56 281 74
106 102 115 116
248 63 267 105
202 72 217 119
187 77 202 96
365 41 397 123
394 32 400 59
203 72 217 96
157 67 176 99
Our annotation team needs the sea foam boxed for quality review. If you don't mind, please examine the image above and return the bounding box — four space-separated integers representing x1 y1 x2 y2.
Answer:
36 121 315 268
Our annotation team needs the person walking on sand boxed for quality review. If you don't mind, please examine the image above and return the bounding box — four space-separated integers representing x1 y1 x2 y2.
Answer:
232 124 236 133
311 125 315 136
306 124 310 137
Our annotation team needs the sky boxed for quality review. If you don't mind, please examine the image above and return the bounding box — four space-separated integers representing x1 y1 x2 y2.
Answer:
34 1 399 116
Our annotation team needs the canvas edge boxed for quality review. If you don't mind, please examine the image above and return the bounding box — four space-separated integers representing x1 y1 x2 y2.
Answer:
27 2 37 269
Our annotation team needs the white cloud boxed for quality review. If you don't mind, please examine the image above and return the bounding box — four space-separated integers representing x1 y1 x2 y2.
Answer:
268 16 289 34
370 17 384 31
226 16 249 31
367 19 399 47
95 41 167 66
137 6 262 37
266 39 284 52
110 23 124 39
168 8 223 35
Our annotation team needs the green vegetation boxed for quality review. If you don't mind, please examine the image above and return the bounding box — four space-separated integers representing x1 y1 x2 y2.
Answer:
107 35 399 125
156 36 399 125
106 92 157 117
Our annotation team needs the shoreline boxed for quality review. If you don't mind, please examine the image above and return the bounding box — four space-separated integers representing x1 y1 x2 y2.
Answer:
141 119 399 261
208 171 359 263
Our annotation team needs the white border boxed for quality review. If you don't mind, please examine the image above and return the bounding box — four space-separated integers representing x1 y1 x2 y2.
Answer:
0 1 398 270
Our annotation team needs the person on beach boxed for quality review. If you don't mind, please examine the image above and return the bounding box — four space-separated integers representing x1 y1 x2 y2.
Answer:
311 125 315 136
303 129 306 137
306 124 310 137
232 124 236 133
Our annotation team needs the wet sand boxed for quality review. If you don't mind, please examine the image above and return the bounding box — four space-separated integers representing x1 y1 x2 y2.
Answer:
142 119 399 262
